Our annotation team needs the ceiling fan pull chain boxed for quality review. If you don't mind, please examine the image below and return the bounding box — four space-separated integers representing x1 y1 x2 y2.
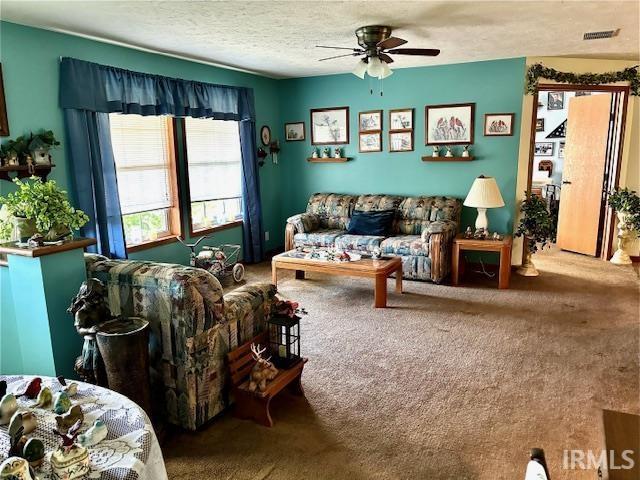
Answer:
380 77 384 97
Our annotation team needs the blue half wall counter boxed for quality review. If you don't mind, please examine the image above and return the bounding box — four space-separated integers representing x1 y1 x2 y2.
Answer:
1 238 94 377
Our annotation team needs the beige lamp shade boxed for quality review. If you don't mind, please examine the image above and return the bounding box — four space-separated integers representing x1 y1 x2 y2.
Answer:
463 176 505 208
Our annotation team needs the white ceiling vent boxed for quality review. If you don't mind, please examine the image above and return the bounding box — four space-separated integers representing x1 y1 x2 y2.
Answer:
583 29 620 40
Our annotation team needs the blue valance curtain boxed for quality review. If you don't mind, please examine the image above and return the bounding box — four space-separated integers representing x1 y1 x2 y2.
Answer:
60 57 263 261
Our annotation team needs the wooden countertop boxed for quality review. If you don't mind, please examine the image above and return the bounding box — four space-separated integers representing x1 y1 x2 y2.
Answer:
0 237 96 258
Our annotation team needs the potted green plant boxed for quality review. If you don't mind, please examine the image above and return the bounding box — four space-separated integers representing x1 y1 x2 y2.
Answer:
515 193 555 276
0 177 89 242
607 187 640 265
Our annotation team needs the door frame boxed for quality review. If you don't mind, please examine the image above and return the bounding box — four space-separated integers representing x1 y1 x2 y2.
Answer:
525 83 631 261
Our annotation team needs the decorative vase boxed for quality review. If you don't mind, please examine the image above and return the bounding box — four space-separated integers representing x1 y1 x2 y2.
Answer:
517 243 539 276
96 317 152 416
610 212 633 265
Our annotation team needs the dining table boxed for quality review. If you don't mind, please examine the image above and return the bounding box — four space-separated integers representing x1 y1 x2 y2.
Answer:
0 375 168 480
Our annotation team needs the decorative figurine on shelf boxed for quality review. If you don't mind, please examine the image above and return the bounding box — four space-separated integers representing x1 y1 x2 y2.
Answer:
68 278 113 386
464 226 473 239
322 147 330 158
311 148 319 158
492 232 503 241
334 147 342 159
0 457 37 480
51 419 90 480
32 386 52 409
473 228 488 240
6 151 19 166
432 146 440 157
78 420 108 448
26 155 35 175
53 391 72 415
0 393 18 425
17 377 42 399
462 145 471 158
444 146 453 158
248 343 279 393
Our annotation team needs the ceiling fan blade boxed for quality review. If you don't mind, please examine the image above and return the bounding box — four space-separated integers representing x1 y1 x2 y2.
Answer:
318 53 361 61
378 53 394 64
387 48 441 56
316 45 362 51
377 36 407 50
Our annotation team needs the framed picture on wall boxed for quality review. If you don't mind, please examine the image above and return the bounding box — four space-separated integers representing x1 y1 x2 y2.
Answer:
389 108 414 130
284 122 305 141
484 113 515 136
359 110 382 132
425 103 475 145
534 142 554 156
0 64 9 136
359 132 382 152
389 131 413 152
310 106 349 145
535 118 545 132
547 92 564 110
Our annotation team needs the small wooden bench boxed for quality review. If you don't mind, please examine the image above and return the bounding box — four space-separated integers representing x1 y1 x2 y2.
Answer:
227 331 307 427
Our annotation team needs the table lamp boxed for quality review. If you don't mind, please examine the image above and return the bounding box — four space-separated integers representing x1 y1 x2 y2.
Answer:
463 175 505 231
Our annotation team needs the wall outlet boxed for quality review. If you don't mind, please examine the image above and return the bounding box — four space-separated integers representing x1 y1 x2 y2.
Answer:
265 231 270 241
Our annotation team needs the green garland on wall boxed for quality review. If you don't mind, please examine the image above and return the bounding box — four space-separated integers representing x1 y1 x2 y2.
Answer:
525 63 640 96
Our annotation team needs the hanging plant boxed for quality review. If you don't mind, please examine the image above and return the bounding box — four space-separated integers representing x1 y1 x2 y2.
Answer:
525 64 640 96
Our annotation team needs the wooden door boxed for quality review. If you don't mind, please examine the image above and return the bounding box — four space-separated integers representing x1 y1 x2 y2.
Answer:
556 93 611 256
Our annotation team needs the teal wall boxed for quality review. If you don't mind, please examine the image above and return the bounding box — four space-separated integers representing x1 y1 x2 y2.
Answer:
277 58 526 233
0 21 282 372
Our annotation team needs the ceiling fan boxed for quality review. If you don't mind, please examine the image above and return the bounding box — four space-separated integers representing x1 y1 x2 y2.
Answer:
317 25 440 79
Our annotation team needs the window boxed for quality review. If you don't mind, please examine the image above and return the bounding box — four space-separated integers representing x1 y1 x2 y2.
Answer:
109 114 181 250
184 117 243 235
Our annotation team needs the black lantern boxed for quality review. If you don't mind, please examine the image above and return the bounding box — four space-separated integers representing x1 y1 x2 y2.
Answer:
267 314 300 369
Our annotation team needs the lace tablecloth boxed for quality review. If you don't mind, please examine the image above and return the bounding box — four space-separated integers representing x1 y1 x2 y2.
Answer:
0 375 168 480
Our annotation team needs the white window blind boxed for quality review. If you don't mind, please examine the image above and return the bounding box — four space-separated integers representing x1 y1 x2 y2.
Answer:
184 117 242 202
109 114 172 215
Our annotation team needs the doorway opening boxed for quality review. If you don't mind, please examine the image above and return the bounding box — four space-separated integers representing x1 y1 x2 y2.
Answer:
526 83 630 260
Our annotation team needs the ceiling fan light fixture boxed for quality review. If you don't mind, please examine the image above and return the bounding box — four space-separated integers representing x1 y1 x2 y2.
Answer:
378 60 393 79
366 56 384 78
352 59 367 79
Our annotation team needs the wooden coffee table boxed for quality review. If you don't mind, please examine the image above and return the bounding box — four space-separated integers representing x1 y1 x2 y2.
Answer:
272 251 403 308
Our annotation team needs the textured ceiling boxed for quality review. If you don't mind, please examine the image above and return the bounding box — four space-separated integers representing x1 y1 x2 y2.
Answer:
1 1 639 78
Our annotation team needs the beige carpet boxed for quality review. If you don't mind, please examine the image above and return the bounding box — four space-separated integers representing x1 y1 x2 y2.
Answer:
163 249 639 480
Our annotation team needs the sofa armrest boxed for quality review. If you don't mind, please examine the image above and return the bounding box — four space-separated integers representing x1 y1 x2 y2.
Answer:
223 282 278 346
422 220 458 283
285 213 320 250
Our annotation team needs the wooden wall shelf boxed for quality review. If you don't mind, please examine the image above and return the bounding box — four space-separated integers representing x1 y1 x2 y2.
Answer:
421 156 474 162
307 157 351 163
0 164 55 182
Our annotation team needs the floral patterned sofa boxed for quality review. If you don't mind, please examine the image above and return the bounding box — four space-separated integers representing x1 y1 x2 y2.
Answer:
285 193 461 283
84 254 277 430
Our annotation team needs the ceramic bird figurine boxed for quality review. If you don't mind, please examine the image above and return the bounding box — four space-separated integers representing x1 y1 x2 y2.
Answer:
8 423 26 457
19 412 38 435
17 378 42 399
0 393 18 425
0 380 6 398
51 419 90 480
53 391 72 414
55 405 84 434
32 386 53 409
22 438 46 468
63 383 79 397
8 411 24 439
0 457 36 480
52 418 83 453
78 419 108 447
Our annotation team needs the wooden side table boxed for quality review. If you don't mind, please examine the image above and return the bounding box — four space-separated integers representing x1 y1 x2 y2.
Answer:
452 234 513 289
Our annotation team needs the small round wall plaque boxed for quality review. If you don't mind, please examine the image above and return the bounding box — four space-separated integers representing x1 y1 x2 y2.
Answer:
260 125 271 146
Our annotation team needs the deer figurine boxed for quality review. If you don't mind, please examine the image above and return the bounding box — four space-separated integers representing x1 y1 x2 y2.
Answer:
248 343 279 393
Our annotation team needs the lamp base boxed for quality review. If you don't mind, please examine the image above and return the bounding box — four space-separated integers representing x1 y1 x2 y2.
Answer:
475 208 489 231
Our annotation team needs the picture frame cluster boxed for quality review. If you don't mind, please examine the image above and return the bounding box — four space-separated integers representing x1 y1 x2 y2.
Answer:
389 108 414 152
358 110 382 153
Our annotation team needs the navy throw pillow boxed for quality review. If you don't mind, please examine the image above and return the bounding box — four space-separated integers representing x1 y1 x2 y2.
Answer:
347 210 395 236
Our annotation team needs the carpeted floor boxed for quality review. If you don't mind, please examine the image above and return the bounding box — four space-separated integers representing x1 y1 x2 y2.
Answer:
163 249 639 480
